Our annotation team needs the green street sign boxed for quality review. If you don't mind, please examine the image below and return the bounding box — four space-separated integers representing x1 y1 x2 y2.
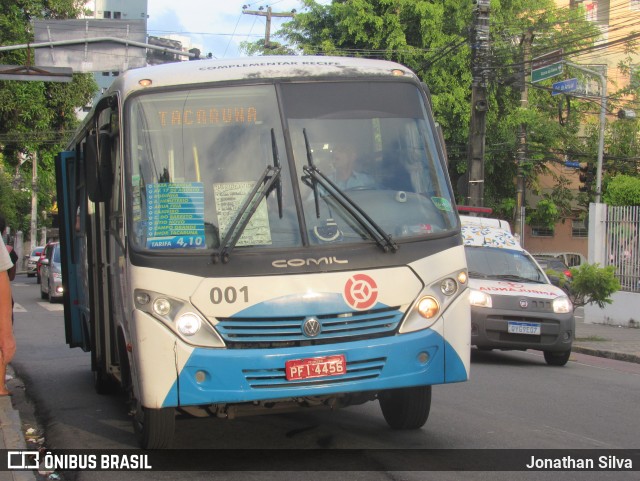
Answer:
531 63 563 83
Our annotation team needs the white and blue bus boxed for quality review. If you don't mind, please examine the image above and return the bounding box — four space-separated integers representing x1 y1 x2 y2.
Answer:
55 56 470 449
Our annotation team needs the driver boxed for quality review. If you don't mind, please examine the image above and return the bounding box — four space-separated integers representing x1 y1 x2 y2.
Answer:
328 143 375 190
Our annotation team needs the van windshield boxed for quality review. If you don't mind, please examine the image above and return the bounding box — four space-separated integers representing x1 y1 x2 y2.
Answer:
465 246 547 283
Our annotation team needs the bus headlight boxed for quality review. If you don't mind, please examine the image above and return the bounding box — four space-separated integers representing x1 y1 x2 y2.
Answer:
417 296 439 319
440 278 458 296
176 313 202 336
153 298 172 316
553 296 572 313
469 289 492 308
134 289 225 347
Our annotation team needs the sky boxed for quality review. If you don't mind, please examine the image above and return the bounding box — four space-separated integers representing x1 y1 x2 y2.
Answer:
146 0 330 59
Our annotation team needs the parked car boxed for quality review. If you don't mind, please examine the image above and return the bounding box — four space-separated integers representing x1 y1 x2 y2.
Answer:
36 241 55 284
40 242 63 302
531 252 585 268
25 246 45 277
534 256 573 291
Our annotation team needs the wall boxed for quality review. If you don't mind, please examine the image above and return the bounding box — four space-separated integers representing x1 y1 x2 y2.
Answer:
523 220 588 257
585 203 640 327
585 291 639 327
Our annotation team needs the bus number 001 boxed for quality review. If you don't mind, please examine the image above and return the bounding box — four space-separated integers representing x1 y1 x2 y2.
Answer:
210 286 249 304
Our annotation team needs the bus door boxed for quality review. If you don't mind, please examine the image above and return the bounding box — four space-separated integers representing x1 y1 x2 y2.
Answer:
55 151 87 350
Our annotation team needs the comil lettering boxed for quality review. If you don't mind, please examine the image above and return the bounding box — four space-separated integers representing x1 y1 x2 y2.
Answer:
272 256 349 268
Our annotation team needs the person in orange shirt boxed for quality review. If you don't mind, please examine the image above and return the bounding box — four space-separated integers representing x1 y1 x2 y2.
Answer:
0 235 16 396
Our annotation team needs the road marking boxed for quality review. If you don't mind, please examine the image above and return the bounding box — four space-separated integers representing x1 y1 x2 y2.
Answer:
13 303 27 312
37 302 64 311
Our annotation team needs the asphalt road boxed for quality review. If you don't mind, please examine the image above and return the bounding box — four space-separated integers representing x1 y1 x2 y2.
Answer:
8 274 640 481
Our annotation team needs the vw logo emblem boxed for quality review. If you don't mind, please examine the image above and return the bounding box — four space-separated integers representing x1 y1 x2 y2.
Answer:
302 318 321 338
519 299 528 309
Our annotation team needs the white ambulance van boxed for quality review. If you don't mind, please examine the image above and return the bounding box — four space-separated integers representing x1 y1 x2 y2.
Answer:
461 216 574 366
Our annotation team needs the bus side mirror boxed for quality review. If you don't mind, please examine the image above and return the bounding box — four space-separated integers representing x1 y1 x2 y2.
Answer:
85 133 113 203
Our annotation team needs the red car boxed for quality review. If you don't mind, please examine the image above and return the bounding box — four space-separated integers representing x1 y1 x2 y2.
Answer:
37 242 55 284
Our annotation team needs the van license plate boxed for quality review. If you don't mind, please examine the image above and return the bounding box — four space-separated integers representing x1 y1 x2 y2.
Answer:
508 321 541 335
285 355 346 381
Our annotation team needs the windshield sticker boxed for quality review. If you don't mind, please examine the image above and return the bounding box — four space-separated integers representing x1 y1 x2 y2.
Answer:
431 197 453 212
214 181 272 247
462 225 519 249
146 182 206 249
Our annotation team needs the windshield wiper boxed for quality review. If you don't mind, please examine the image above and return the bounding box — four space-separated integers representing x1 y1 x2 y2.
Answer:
270 128 283 218
213 130 282 263
301 129 397 253
468 271 487 278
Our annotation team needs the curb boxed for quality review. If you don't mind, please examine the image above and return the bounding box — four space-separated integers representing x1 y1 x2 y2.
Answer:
0 398 37 481
572 345 640 364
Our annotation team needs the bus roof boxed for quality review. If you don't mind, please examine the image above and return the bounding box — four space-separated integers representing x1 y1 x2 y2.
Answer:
105 56 419 98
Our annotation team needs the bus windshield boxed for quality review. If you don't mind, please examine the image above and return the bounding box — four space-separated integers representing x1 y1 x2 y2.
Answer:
127 81 457 253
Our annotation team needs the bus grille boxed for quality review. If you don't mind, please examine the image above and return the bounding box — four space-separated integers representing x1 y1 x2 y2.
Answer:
216 306 403 348
242 357 387 389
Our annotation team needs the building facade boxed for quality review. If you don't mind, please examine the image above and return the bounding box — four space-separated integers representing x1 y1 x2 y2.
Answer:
522 0 640 258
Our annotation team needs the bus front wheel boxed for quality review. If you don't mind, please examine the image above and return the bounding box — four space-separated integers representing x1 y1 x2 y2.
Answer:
133 404 175 449
379 385 432 430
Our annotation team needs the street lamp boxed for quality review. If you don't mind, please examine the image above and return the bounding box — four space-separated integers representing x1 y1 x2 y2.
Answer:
565 61 606 204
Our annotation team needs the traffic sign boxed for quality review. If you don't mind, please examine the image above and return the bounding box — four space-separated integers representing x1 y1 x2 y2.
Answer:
532 49 563 70
531 49 564 83
552 78 578 96
532 63 563 83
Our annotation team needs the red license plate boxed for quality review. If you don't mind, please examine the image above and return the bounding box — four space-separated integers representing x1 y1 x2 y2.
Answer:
285 354 347 381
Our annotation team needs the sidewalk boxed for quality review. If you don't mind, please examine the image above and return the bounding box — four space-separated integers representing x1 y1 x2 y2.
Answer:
572 316 640 364
0 318 637 481
0 366 37 481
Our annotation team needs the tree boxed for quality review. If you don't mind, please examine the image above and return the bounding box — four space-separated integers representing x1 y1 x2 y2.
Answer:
0 0 97 237
278 0 604 225
568 263 620 311
526 177 575 229
602 174 640 206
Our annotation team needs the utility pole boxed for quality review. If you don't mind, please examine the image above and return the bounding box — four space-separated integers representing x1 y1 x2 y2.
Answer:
514 30 533 242
565 61 607 204
466 0 490 207
242 6 295 49
30 151 38 252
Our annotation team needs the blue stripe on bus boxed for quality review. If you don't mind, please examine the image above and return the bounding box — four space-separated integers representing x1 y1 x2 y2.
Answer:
234 292 370 317
163 329 467 408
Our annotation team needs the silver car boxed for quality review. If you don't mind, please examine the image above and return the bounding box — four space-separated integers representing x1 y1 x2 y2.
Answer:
40 242 63 302
26 246 45 277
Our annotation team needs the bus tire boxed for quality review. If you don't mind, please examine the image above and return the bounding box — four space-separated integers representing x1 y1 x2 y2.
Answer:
93 367 118 395
544 349 571 366
115 330 174 448
379 385 432 430
134 406 175 449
